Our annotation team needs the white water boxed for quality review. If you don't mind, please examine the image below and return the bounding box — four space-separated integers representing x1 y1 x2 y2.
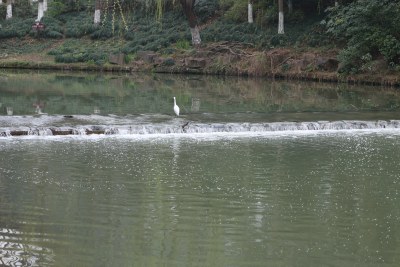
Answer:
1 115 400 139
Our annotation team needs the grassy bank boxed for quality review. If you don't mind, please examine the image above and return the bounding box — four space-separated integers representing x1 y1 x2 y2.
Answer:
0 2 399 86
1 37 399 87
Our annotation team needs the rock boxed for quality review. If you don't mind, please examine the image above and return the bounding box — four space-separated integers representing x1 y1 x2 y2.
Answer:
161 58 175 66
184 57 206 68
137 51 158 63
109 53 125 65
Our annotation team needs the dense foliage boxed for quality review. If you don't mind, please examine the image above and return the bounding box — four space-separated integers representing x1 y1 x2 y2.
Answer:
0 0 399 73
326 0 400 73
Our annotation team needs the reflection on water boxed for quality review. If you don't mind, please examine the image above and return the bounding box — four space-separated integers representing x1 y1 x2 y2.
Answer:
6 106 13 116
0 70 400 266
0 228 54 266
0 133 399 266
1 70 400 120
191 98 201 112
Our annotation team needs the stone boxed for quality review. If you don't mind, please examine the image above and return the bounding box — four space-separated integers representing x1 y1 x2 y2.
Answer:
161 58 175 66
137 51 158 63
109 53 125 65
184 57 206 68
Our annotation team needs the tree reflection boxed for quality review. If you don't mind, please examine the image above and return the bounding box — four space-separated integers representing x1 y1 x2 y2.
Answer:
0 228 54 266
1 71 400 116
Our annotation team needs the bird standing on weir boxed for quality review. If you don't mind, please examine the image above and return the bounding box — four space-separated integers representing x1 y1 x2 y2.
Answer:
173 97 180 116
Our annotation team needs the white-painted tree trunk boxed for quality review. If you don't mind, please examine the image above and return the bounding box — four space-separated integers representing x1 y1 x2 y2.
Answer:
190 26 201 46
278 12 284 34
248 2 253 23
43 0 47 12
94 0 102 26
278 0 284 34
37 0 44 21
94 9 101 25
6 1 12 20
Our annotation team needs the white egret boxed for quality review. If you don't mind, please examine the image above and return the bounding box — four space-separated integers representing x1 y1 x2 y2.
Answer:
173 97 180 116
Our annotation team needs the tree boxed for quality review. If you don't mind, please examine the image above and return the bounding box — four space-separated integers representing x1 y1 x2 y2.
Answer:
180 0 201 46
248 0 253 23
94 0 102 26
5 0 12 20
37 0 44 21
278 0 284 34
327 0 400 72
287 0 293 13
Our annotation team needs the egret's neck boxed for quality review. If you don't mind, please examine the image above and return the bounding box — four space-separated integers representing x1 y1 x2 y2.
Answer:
173 98 176 105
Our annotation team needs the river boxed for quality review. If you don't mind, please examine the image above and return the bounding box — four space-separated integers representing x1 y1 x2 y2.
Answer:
0 70 399 266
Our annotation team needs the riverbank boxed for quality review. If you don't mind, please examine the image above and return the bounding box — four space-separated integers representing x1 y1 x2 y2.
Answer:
1 38 399 87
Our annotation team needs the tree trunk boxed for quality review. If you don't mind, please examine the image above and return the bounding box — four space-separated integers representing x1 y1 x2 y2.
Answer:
29 0 38 6
43 0 47 12
287 0 293 14
335 1 339 6
278 0 284 34
180 0 201 46
6 0 12 20
248 1 253 23
37 0 44 21
94 0 102 26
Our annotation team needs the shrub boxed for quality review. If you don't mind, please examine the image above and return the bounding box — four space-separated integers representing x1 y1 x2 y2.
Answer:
62 12 96 38
45 30 63 39
195 0 220 24
90 24 115 39
326 0 400 73
0 18 32 39
54 51 107 64
40 16 64 37
14 1 35 18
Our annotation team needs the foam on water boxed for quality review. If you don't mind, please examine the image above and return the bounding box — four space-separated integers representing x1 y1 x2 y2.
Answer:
1 114 400 140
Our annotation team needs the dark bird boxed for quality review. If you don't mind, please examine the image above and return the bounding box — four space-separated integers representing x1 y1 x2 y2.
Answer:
182 121 190 132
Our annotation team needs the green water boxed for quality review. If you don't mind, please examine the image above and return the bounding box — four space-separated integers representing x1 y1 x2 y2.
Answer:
1 70 400 121
1 134 399 266
0 71 400 266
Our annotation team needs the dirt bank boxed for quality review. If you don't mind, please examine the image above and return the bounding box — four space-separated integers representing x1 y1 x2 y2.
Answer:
1 39 399 87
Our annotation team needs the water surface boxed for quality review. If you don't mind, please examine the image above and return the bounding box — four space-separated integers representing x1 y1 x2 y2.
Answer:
1 133 400 266
0 71 400 266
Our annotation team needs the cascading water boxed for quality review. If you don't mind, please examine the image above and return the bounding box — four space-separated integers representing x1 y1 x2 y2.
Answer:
1 115 400 137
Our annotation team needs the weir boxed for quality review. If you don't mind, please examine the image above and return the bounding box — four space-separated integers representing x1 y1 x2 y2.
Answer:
1 120 400 137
